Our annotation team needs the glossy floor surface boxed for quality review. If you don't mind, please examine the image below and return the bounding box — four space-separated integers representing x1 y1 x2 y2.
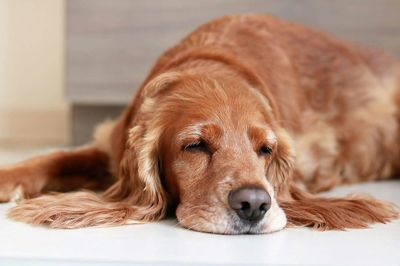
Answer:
0 148 399 266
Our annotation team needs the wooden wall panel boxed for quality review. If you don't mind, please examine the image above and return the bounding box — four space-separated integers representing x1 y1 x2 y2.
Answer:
66 0 400 104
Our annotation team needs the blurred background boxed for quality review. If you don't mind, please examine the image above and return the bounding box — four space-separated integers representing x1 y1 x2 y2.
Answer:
0 0 399 149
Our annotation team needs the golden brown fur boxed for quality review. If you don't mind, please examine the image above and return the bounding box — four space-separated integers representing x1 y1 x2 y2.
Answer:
2 14 399 234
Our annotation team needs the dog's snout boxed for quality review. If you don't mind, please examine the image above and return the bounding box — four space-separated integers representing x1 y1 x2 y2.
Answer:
228 187 271 222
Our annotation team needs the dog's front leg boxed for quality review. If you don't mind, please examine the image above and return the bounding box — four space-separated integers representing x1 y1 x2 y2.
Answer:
0 146 112 202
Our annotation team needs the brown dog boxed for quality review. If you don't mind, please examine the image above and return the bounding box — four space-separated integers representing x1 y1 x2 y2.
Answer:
1 14 399 234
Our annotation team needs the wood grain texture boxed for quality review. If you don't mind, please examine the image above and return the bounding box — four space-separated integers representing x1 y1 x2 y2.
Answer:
66 0 400 104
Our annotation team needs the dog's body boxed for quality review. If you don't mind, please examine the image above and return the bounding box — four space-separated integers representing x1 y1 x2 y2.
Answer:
1 14 399 234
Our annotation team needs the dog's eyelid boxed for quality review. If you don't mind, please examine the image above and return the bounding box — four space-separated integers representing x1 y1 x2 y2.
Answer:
258 145 273 156
182 139 210 153
183 139 201 149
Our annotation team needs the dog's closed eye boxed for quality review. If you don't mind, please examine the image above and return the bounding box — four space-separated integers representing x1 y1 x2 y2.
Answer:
258 145 273 156
183 139 209 153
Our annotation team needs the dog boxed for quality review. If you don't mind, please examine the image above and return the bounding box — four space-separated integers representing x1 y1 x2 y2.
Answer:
1 14 399 234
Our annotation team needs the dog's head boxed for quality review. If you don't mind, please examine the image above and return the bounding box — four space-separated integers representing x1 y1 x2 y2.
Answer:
116 71 294 234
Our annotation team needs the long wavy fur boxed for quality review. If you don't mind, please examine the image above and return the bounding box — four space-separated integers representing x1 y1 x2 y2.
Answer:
280 185 399 230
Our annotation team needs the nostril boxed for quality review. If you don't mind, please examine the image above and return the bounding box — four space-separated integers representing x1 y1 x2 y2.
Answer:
240 201 251 211
259 203 268 212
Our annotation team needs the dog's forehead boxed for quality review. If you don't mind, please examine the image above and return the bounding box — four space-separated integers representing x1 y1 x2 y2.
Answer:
177 122 221 141
175 96 269 128
163 78 276 144
177 121 277 145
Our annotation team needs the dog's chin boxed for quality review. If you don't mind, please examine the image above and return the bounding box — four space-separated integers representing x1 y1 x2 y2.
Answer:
176 204 287 235
229 203 288 234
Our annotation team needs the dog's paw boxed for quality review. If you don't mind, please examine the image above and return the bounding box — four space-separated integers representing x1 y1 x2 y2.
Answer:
0 184 24 202
0 177 22 202
0 169 40 203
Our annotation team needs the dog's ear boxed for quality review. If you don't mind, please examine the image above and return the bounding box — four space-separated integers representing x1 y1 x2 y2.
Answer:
267 128 295 194
8 72 183 228
103 71 183 222
279 183 399 230
103 124 166 222
142 71 182 98
269 129 399 230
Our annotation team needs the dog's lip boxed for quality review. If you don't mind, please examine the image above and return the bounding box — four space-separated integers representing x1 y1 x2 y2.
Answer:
229 211 265 234
231 224 263 234
176 210 266 234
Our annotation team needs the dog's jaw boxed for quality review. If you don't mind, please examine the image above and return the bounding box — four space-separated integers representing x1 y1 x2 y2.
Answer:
176 195 287 234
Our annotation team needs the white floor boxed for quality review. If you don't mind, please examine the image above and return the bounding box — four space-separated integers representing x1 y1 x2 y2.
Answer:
0 148 399 266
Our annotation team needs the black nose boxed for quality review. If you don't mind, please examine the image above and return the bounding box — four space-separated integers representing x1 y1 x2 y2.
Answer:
228 187 271 222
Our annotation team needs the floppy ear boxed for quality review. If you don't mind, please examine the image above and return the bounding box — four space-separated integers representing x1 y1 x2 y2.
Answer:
8 72 182 228
103 71 183 221
279 183 399 230
102 124 166 222
142 71 182 98
270 129 399 230
266 128 295 194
